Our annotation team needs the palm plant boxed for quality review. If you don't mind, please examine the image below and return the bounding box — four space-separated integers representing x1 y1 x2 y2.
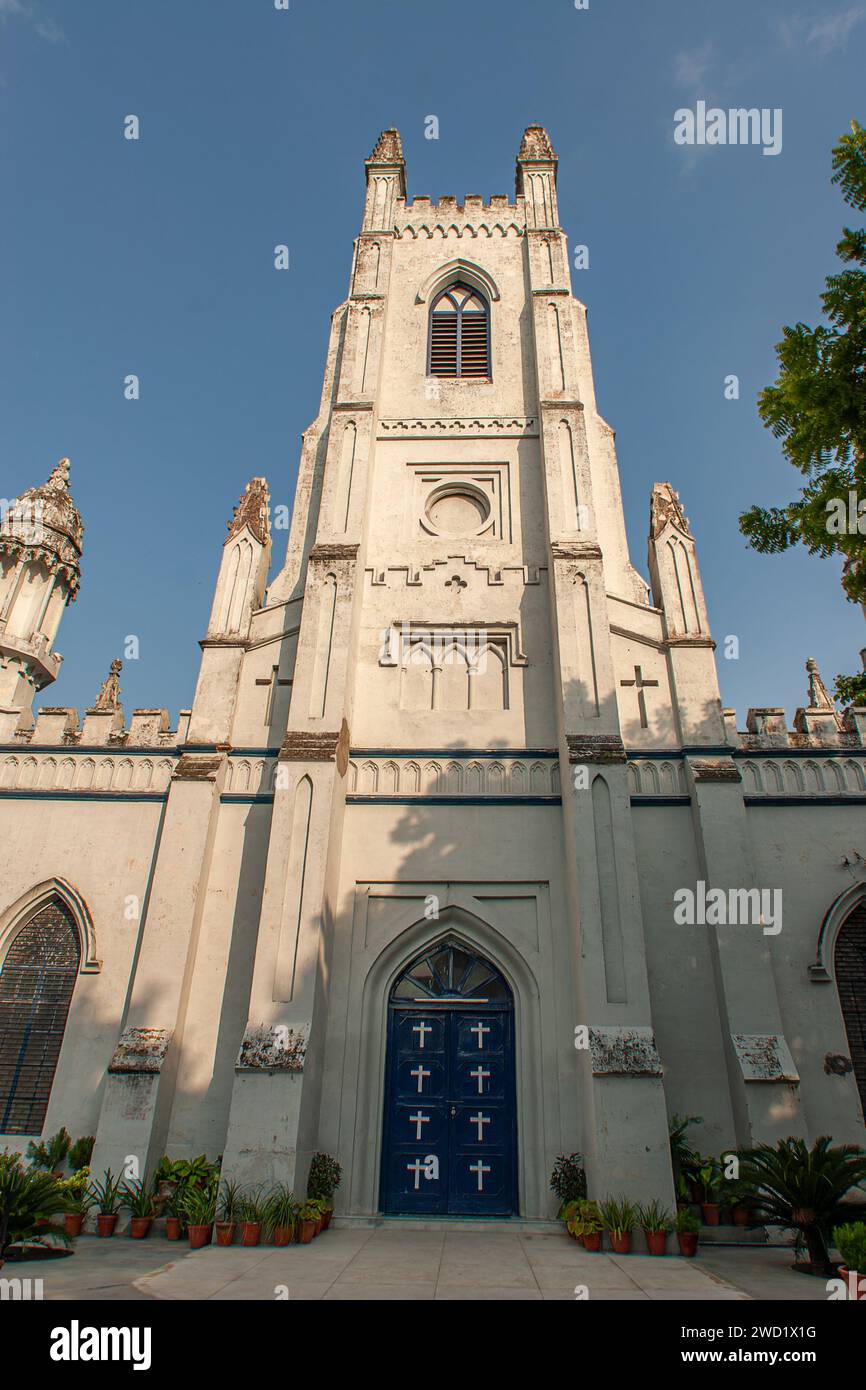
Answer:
0 1153 69 1266
25 1127 71 1174
68 1136 95 1173
736 1136 866 1275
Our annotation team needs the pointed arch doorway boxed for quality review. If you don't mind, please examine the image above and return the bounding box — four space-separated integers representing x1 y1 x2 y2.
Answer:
380 937 518 1215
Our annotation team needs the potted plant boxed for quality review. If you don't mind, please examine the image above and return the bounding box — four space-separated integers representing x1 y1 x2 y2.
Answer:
266 1184 298 1246
833 1221 866 1300
675 1207 701 1257
723 1178 757 1228
736 1135 866 1276
215 1179 242 1246
0 1153 70 1268
26 1127 72 1178
669 1114 704 1205
696 1160 722 1225
240 1188 266 1246
163 1190 183 1242
568 1201 603 1251
638 1199 673 1255
121 1178 157 1238
60 1169 93 1237
296 1199 320 1244
90 1170 121 1237
549 1152 587 1219
307 1152 342 1229
598 1197 637 1254
182 1179 217 1249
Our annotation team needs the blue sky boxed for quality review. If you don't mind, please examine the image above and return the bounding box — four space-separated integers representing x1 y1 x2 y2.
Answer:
2 0 864 727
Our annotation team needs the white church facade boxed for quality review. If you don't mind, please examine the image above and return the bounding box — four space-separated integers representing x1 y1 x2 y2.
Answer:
0 127 864 1217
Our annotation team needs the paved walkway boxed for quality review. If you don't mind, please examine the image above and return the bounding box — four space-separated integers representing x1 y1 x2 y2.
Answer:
6 1227 787 1301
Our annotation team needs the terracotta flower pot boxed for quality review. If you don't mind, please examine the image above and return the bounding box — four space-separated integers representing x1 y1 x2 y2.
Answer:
645 1231 667 1256
97 1213 118 1238
165 1216 182 1240
130 1217 153 1239
188 1223 212 1250
608 1233 631 1255
241 1221 262 1247
701 1203 721 1226
298 1219 317 1245
272 1225 294 1247
732 1204 751 1228
64 1213 84 1239
315 1215 324 1236
582 1231 602 1252
215 1222 236 1247
839 1267 866 1300
677 1232 699 1258
322 1209 333 1230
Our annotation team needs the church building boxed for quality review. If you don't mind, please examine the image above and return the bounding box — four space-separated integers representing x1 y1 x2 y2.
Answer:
1 127 864 1218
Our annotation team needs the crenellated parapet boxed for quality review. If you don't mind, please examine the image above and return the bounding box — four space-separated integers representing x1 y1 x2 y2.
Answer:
1 704 182 748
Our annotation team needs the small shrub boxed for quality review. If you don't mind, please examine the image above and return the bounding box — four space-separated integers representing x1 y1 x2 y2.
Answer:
833 1222 866 1272
550 1153 587 1214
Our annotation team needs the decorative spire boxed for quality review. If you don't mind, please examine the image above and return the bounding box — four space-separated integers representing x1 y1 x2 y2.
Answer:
366 128 404 166
45 457 71 491
93 658 123 713
0 457 83 600
225 477 270 548
517 125 557 162
805 657 838 713
649 482 692 539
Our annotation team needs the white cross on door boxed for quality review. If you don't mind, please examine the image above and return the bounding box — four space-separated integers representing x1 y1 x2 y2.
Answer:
412 1020 433 1049
406 1158 425 1190
469 1065 490 1095
469 1110 491 1141
408 1110 429 1140
469 1021 491 1049
469 1159 491 1192
410 1064 430 1094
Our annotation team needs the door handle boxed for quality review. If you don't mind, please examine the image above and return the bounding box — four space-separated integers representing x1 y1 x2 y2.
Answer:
450 1105 457 1118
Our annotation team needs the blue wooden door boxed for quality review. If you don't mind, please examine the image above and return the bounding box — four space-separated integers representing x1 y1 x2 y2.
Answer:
381 940 517 1216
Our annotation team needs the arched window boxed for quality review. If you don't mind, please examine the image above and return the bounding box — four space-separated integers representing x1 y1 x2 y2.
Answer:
0 897 80 1133
428 283 490 378
835 899 866 1118
391 938 511 1002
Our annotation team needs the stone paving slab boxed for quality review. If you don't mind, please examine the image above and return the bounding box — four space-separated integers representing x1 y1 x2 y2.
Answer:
8 1227 831 1301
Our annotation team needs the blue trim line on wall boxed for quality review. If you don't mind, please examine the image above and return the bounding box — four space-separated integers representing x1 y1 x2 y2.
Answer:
630 796 691 807
744 795 866 806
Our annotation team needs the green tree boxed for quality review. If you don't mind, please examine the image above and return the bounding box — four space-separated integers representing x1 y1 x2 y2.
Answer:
739 120 866 704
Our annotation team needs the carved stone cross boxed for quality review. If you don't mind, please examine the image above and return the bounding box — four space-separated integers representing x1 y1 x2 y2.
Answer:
619 665 659 729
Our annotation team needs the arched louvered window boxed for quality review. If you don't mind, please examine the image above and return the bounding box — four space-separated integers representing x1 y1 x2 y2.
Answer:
835 900 866 1119
0 898 80 1133
428 284 490 378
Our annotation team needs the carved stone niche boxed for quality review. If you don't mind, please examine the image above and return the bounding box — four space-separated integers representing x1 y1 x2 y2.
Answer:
589 1026 663 1076
108 1027 173 1075
236 1023 309 1073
